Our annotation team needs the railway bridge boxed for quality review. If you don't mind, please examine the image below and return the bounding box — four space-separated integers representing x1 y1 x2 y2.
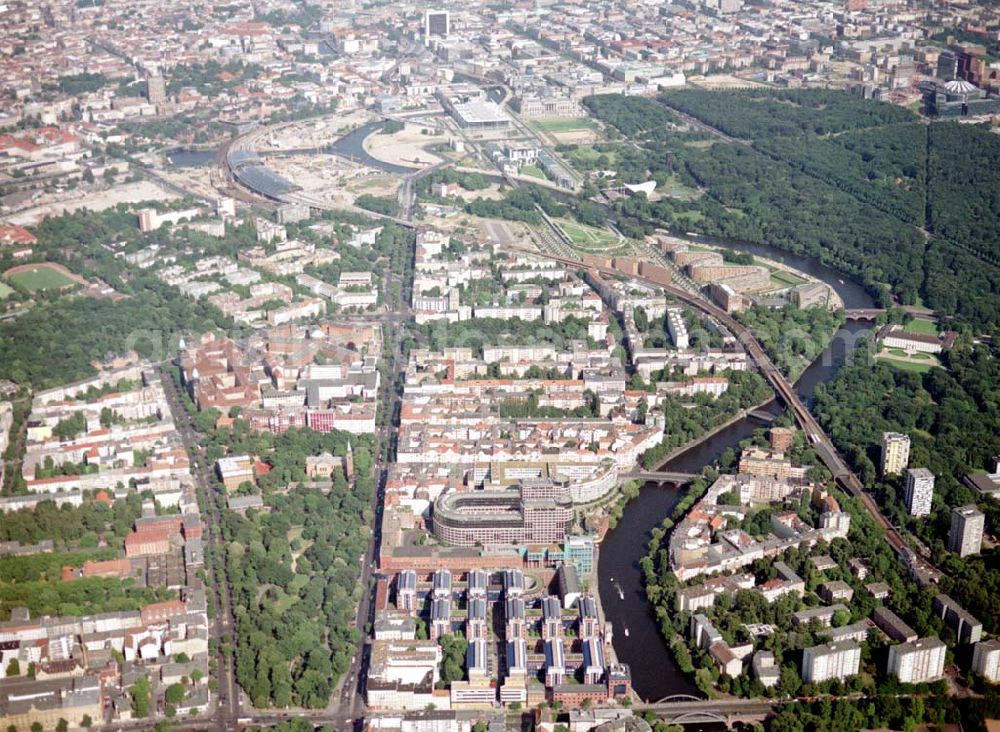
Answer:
634 695 778 726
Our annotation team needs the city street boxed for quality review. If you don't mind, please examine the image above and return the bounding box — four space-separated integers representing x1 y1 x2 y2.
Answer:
159 367 241 731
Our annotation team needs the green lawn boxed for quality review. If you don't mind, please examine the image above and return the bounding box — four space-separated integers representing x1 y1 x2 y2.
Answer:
0 282 13 299
270 588 299 613
671 210 704 225
658 175 703 201
568 145 618 168
6 266 76 292
877 355 936 374
556 218 621 251
520 164 547 180
903 318 939 336
770 269 808 287
533 118 598 134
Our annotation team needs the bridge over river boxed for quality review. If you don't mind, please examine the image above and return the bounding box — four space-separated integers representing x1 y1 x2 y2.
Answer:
624 470 700 484
634 695 779 726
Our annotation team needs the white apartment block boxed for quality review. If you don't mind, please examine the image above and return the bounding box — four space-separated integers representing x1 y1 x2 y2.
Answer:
880 432 910 476
972 639 1000 683
666 308 689 349
887 637 946 684
948 504 984 558
905 467 934 517
802 640 860 683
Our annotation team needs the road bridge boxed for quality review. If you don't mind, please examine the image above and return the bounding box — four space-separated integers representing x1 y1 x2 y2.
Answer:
626 470 700 484
845 308 886 320
399 159 451 221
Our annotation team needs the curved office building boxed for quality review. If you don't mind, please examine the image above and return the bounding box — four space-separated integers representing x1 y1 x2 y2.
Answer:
431 479 573 547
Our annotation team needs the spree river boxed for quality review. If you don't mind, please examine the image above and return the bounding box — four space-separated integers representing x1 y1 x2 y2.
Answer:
166 148 216 167
327 122 417 176
598 238 876 702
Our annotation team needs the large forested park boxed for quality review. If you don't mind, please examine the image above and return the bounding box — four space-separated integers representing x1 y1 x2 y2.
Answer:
202 414 377 709
577 88 1000 586
173 387 379 709
579 89 1000 331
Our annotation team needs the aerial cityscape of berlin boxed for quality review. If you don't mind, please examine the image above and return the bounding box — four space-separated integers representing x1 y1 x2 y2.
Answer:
0 1 999 731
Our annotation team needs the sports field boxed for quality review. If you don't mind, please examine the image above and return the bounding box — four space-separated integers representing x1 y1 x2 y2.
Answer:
4 263 78 292
0 282 13 299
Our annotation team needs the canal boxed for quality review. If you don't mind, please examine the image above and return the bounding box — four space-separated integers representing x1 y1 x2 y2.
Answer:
598 240 876 702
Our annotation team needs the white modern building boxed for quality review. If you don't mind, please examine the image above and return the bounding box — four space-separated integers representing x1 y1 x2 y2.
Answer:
972 639 1000 683
887 637 946 684
948 504 984 557
880 432 910 476
666 308 689 349
802 640 860 683
905 467 935 517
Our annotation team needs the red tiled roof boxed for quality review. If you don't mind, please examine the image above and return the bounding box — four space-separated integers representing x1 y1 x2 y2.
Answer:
0 225 37 245
0 135 40 153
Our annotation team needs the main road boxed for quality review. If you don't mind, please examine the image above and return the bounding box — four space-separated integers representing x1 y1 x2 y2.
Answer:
331 263 411 720
159 366 241 731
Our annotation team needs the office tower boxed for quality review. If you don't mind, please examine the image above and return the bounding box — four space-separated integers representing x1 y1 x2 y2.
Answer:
948 504 984 557
905 467 934 516
936 50 959 80
424 10 449 42
881 432 910 476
